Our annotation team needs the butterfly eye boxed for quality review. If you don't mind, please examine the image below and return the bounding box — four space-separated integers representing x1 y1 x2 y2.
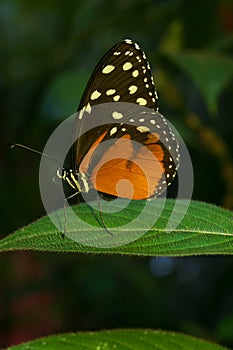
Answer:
52 168 65 184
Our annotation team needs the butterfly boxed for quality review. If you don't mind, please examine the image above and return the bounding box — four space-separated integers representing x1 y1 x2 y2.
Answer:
11 39 180 233
57 39 180 206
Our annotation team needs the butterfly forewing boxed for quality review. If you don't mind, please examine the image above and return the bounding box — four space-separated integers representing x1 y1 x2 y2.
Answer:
78 39 158 112
73 39 180 199
75 40 158 163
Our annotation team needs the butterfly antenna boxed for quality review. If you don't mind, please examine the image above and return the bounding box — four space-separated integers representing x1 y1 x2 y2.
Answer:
9 143 62 168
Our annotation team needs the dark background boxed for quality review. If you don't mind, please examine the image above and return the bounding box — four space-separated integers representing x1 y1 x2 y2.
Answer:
1 0 233 348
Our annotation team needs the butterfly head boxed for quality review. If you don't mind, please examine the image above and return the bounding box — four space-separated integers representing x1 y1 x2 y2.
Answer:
55 168 91 194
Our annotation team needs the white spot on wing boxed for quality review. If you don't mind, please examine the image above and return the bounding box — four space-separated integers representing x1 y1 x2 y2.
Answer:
113 95 120 101
78 103 92 119
136 126 150 133
112 111 123 119
123 62 133 71
90 90 101 100
102 65 115 74
78 106 85 120
136 97 147 106
110 127 117 136
128 85 138 94
106 89 116 96
132 70 139 77
85 103 92 114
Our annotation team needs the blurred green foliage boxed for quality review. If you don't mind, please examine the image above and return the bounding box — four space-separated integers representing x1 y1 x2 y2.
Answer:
1 0 233 348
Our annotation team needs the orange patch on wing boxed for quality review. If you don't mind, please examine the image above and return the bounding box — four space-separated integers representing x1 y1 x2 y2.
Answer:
90 134 165 199
79 130 108 173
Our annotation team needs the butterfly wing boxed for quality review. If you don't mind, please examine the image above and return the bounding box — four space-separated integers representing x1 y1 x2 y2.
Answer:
73 39 180 199
78 39 158 111
74 39 158 164
78 108 179 199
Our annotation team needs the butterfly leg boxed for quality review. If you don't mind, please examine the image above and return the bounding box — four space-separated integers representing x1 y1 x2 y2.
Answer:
62 191 112 237
97 196 113 235
62 191 80 238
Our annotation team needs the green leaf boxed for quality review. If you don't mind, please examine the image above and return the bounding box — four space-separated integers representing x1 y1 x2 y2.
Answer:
6 329 229 350
1 200 233 256
166 51 233 115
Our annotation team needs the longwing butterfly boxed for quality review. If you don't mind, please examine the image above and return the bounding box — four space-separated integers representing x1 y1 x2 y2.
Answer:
11 39 180 234
58 39 180 205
